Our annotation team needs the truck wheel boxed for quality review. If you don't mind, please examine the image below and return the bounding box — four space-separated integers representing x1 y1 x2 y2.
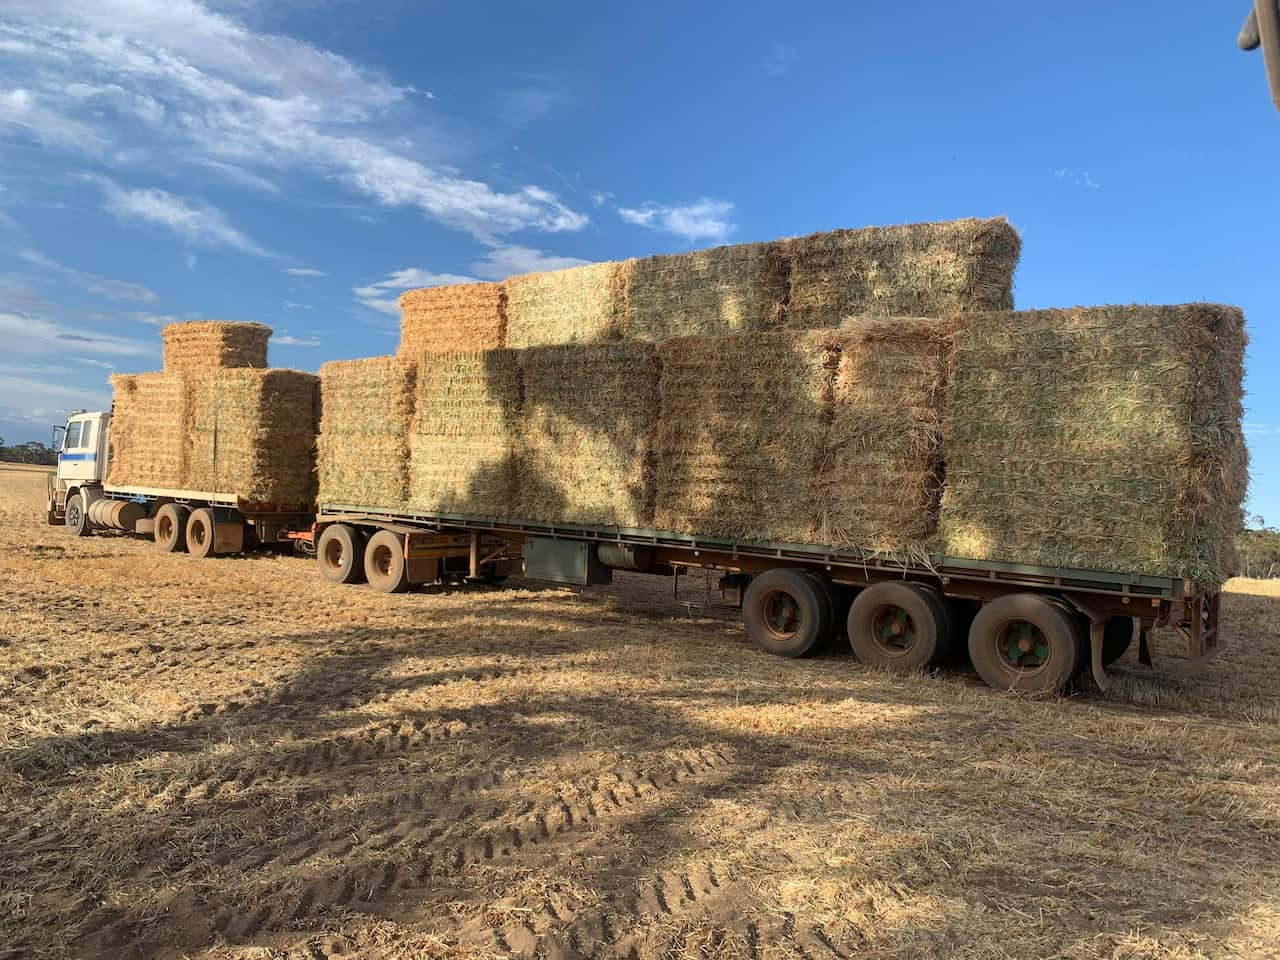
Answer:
1102 616 1135 666
154 503 190 553
742 568 833 658
65 491 90 537
968 593 1081 695
317 524 366 585
186 508 216 559
847 581 950 672
364 529 410 593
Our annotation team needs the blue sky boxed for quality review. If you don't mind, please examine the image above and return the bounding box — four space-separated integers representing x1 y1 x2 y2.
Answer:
0 0 1277 523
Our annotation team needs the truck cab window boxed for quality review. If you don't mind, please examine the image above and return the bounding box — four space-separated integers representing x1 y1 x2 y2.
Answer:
65 421 82 450
80 420 95 450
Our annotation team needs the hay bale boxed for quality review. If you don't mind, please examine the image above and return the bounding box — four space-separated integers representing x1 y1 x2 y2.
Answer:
815 317 951 553
785 217 1020 327
505 261 625 348
655 330 835 543
397 283 506 357
618 241 789 340
317 356 416 508
106 373 190 489
938 304 1248 583
162 321 271 374
408 350 521 515
517 342 660 527
188 369 318 504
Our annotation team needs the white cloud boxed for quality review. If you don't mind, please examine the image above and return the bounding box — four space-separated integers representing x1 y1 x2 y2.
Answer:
18 248 158 302
762 43 798 77
0 2 588 239
353 267 478 315
1054 168 1101 190
0 373 111 423
283 267 326 277
273 333 319 346
130 310 188 325
470 243 589 280
283 300 311 310
0 311 153 358
74 356 115 369
1244 422 1277 437
618 198 736 243
90 175 271 256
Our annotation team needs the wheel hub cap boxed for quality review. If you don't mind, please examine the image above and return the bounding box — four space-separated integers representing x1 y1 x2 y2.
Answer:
873 605 916 653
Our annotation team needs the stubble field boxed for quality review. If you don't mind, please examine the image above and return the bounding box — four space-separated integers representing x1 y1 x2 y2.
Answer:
1 463 1278 959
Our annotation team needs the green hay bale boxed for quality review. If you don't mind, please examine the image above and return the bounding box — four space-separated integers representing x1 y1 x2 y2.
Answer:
106 373 190 489
162 321 271 374
618 241 789 340
188 369 318 505
785 217 1020 327
408 350 521 515
938 304 1248 583
397 283 506 357
505 261 625 348
816 317 951 552
318 356 417 508
517 342 660 527
655 330 835 543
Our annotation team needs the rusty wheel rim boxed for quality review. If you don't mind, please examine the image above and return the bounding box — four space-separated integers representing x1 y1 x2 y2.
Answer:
996 619 1050 673
323 537 344 572
870 603 917 656
760 589 802 640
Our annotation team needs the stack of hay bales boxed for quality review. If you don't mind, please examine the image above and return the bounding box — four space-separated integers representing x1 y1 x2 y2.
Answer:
938 304 1248 581
505 261 626 348
785 217 1020 327
105 374 190 489
517 343 660 527
317 357 417 508
617 241 789 340
161 321 271 373
397 283 506 358
107 322 318 504
407 350 521 516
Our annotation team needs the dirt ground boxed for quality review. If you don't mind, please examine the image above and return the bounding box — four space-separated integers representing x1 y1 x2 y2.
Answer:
1 462 1278 960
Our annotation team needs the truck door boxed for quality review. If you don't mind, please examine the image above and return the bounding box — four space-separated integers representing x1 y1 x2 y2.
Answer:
58 414 105 485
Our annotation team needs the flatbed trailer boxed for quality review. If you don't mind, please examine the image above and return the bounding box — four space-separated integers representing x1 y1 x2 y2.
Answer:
313 504 1224 695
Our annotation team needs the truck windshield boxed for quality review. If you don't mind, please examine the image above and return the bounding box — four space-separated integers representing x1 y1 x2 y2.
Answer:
65 421 82 449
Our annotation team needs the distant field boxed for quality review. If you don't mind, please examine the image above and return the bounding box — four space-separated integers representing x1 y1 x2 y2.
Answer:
0 461 55 473
1 467 1277 959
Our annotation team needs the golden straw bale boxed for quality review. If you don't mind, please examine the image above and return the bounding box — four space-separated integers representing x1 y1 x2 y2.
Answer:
785 217 1020 327
161 321 271 374
938 304 1248 583
408 350 521 515
505 261 626 348
106 373 191 489
517 342 660 527
318 356 417 508
397 283 506 357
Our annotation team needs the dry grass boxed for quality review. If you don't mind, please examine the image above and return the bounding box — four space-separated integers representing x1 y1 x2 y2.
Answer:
2 466 1278 960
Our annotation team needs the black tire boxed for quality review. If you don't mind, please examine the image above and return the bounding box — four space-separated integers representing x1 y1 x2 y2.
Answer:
742 568 834 658
154 503 190 553
65 491 90 537
364 529 410 593
968 593 1082 694
317 524 365 585
800 571 838 650
847 581 949 672
186 507 216 560
1102 616 1135 666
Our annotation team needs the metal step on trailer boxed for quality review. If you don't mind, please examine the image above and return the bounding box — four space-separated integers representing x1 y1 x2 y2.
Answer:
318 504 1186 602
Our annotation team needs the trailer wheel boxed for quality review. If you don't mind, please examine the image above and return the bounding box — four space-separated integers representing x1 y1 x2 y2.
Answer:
186 508 216 559
742 569 833 658
65 491 90 537
154 503 189 553
847 582 950 672
364 529 410 593
968 593 1081 695
317 524 366 585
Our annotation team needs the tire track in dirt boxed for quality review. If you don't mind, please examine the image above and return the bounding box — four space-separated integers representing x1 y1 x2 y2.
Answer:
73 746 734 958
